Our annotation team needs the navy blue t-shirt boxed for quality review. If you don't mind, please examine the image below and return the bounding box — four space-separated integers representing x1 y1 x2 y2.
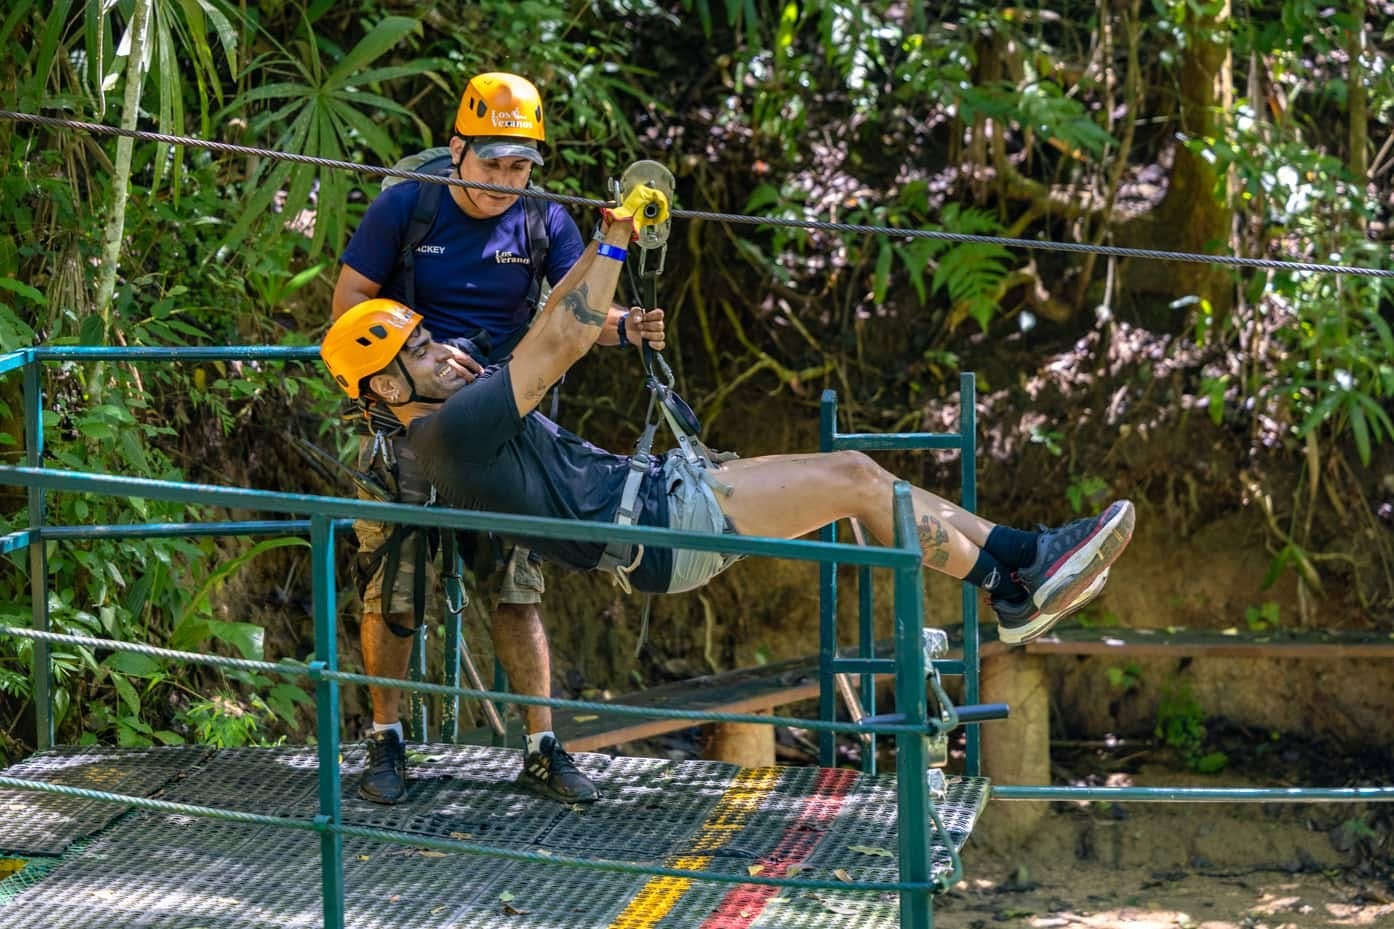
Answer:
406 364 673 593
341 181 585 346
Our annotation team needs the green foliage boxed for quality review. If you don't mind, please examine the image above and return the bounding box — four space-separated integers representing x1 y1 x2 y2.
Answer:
1198 55 1393 468
0 357 315 747
3 0 239 193
1105 662 1141 692
1029 425 1065 457
219 14 440 256
1066 475 1111 515
0 281 41 352
130 0 242 192
178 684 310 748
1155 681 1228 773
1244 601 1280 632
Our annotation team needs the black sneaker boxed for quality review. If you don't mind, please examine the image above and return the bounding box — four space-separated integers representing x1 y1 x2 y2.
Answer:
517 736 600 804
994 567 1109 645
1016 500 1135 614
359 729 407 805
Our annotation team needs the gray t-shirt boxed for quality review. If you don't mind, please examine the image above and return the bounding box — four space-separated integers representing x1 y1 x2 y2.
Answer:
406 362 673 592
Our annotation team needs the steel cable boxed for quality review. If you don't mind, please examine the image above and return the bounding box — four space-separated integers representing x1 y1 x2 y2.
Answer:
3 109 1389 280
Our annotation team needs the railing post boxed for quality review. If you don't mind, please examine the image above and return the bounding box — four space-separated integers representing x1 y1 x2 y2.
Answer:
892 482 933 929
959 372 981 777
491 660 509 747
22 354 53 751
817 389 840 768
440 534 463 743
858 565 876 775
310 514 345 929
409 623 429 741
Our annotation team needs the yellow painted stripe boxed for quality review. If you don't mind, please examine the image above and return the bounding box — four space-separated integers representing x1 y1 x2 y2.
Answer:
608 768 782 929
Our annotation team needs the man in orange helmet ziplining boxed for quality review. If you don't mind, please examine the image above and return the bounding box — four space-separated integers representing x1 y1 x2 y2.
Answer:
322 185 1137 803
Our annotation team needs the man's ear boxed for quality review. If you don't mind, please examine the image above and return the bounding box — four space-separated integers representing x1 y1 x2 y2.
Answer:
367 372 402 403
449 134 467 168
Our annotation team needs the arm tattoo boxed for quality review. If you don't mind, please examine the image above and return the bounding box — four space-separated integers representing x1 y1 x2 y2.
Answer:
917 514 951 569
560 282 608 327
523 376 550 408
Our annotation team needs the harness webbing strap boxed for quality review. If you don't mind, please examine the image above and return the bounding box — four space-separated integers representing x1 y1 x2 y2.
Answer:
595 399 660 587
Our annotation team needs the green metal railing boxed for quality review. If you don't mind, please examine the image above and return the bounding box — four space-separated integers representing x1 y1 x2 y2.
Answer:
0 344 962 929
4 345 1390 929
816 373 1394 809
819 375 981 777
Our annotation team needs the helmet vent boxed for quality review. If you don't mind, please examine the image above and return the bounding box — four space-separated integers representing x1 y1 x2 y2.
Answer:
368 324 388 339
476 101 487 118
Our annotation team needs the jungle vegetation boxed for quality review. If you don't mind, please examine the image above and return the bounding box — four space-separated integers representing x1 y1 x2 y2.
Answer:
0 0 1390 757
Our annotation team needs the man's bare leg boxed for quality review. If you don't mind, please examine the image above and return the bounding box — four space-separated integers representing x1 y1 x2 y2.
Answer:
710 450 1133 642
359 610 413 803
361 611 414 725
499 597 600 804
490 602 553 734
712 450 994 577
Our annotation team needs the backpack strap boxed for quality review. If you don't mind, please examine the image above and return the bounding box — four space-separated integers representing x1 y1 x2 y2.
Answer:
397 171 448 310
522 184 551 315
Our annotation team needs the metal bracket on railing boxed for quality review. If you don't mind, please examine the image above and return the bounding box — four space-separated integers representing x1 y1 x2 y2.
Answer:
923 627 952 799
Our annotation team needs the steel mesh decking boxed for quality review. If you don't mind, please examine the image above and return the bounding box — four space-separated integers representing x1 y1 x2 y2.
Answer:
0 745 211 855
0 744 988 929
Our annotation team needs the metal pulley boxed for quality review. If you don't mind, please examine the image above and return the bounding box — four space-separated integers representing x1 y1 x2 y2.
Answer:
612 159 675 278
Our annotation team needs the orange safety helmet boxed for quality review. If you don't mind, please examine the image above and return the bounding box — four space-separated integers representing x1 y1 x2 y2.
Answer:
455 71 546 165
321 299 422 399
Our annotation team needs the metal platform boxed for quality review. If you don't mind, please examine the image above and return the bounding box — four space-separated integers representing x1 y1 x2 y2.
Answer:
0 744 989 929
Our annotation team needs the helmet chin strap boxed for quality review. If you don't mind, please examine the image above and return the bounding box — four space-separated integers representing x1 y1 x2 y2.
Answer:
381 356 445 408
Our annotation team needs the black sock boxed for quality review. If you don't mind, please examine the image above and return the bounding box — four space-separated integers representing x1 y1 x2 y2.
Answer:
985 525 1040 570
964 550 1027 602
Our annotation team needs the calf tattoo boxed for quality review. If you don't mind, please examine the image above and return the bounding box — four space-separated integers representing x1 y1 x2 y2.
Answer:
917 514 950 569
561 283 607 327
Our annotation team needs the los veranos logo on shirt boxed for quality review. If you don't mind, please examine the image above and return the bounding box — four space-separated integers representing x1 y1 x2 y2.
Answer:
412 246 528 267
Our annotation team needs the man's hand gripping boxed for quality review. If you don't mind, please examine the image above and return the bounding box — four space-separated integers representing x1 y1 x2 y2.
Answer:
602 184 671 240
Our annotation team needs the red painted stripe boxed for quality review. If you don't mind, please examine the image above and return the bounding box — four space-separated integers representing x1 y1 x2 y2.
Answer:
698 767 860 929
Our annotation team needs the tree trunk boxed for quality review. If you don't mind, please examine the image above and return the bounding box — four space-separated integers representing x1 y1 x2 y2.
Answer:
1123 0 1235 321
93 0 153 335
1347 0 1368 234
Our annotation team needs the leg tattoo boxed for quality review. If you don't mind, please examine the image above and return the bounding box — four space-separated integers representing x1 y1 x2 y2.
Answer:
917 514 951 569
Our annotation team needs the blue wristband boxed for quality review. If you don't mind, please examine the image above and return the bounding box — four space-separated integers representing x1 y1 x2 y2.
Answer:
616 311 631 348
596 242 628 262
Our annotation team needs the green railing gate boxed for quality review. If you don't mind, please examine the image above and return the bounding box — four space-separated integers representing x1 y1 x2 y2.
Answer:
0 344 979 929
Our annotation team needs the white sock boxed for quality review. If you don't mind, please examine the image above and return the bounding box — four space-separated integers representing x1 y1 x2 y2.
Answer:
525 730 555 754
373 721 404 741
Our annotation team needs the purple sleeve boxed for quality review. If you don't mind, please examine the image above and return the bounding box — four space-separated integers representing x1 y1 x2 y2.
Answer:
339 184 415 285
544 203 585 285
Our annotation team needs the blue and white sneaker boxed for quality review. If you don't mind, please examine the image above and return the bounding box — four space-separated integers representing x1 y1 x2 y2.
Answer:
1017 500 1134 614
994 567 1109 645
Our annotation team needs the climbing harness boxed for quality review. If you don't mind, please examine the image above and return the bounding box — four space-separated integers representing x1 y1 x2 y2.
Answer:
592 162 739 653
290 433 391 503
